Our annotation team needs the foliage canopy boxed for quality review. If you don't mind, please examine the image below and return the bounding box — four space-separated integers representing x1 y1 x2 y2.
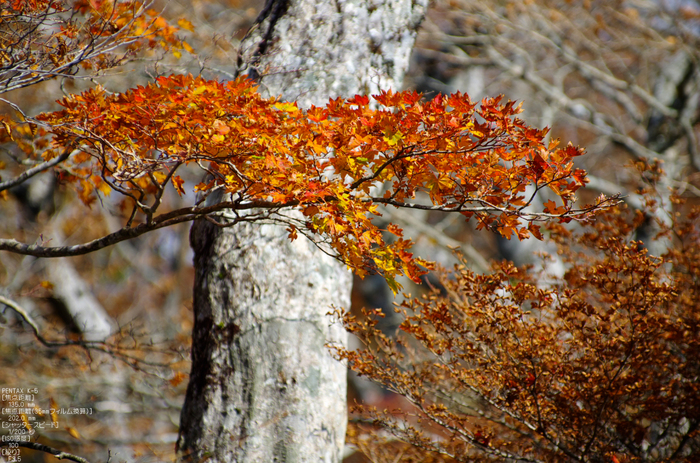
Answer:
3 73 605 289
339 190 700 462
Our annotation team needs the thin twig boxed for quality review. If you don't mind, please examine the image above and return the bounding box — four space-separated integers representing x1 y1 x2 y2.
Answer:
0 440 92 463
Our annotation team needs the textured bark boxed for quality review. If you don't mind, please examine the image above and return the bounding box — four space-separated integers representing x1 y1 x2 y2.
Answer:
176 1 428 462
643 51 699 258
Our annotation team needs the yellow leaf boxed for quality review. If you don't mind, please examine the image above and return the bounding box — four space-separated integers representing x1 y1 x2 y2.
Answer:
152 171 167 183
385 275 402 294
66 426 81 439
383 130 404 146
307 139 326 154
177 18 195 32
50 398 59 426
274 102 299 113
183 41 195 54
97 182 112 196
2 121 13 141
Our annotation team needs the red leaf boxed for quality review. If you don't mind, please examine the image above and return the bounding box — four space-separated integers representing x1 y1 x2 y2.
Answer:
348 95 369 106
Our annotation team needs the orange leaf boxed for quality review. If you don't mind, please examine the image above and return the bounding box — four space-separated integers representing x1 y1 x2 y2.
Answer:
172 175 185 195
348 95 369 105
169 371 186 387
528 222 544 240
303 205 320 217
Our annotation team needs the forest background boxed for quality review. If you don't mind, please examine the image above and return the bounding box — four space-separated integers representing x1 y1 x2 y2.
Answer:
1 0 699 462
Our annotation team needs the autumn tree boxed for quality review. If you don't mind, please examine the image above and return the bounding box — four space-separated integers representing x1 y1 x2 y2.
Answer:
338 170 700 462
0 1 614 462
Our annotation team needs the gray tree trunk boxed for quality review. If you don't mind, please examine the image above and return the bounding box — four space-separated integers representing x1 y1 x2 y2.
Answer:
176 1 428 462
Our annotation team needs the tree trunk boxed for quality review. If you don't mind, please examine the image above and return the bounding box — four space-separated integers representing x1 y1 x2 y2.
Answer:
176 1 428 462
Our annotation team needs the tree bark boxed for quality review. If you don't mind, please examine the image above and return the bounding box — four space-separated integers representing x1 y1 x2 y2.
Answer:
176 1 428 462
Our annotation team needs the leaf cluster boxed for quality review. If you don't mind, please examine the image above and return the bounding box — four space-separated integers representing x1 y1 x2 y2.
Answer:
337 198 700 461
0 0 189 95
16 74 608 287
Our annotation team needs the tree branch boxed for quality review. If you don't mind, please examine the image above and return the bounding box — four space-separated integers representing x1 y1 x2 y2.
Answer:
0 199 293 257
0 147 73 192
0 440 92 463
381 206 490 273
585 176 644 211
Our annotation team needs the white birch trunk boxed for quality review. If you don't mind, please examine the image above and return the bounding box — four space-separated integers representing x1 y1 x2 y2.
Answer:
176 1 428 461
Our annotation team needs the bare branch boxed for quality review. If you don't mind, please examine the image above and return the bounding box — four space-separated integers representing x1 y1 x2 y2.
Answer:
0 199 293 257
0 148 73 192
381 206 490 273
0 441 92 463
585 176 644 211
0 295 44 342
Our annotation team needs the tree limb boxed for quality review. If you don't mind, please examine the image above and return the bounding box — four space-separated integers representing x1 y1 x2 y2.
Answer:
0 440 92 463
0 200 285 257
0 147 73 192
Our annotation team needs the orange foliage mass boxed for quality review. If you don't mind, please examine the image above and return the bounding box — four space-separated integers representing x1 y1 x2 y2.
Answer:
0 0 188 91
35 74 605 288
336 197 700 462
